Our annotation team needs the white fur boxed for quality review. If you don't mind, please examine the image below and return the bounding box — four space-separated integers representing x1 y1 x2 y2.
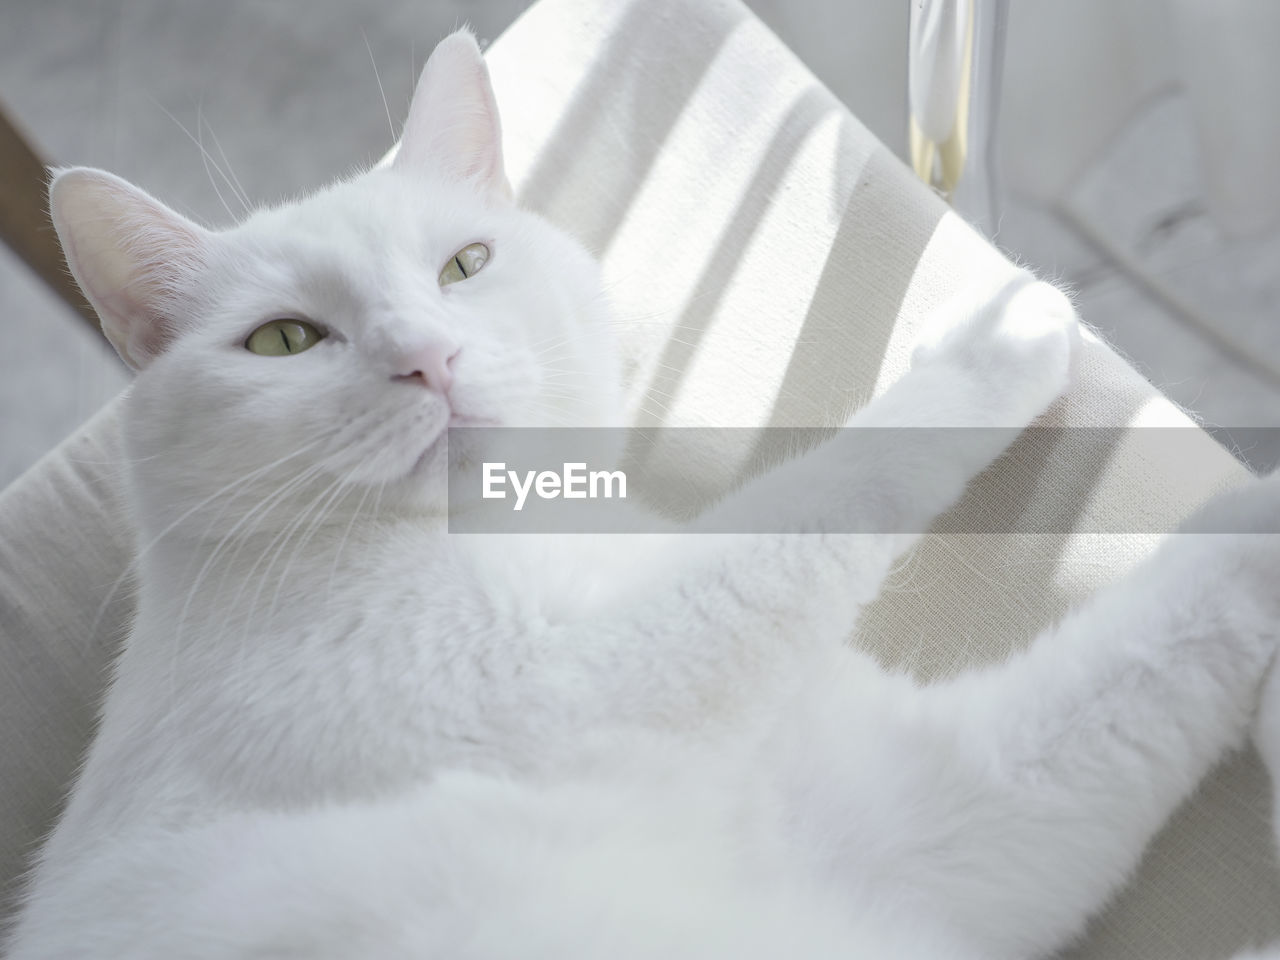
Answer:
8 29 1279 960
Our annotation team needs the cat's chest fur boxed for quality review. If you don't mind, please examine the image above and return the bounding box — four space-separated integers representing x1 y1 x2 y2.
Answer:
70 523 681 833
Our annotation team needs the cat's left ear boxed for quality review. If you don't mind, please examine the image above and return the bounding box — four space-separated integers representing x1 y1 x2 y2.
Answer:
49 167 211 370
394 29 513 202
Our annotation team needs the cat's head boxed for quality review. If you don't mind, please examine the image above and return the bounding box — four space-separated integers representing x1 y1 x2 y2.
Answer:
50 30 620 534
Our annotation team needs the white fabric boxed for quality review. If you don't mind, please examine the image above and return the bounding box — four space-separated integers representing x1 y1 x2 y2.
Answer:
0 0 1275 953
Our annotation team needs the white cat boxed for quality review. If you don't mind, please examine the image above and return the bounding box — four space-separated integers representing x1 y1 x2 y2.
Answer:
6 28 1279 960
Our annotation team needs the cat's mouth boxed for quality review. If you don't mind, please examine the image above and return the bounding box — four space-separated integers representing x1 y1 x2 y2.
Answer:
406 414 499 479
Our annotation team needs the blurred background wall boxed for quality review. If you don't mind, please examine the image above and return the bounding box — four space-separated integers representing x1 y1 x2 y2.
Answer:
2 0 1277 485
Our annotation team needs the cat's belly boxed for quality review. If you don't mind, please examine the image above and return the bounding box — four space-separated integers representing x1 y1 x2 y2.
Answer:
22 757 986 960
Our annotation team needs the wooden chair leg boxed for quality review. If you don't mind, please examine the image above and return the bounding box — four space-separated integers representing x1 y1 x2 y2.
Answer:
0 101 106 339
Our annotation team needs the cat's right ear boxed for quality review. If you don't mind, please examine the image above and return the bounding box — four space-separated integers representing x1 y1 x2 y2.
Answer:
49 167 210 370
393 29 513 202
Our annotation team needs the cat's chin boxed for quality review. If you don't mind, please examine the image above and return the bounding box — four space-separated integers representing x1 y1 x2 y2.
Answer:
406 435 450 483
397 423 497 507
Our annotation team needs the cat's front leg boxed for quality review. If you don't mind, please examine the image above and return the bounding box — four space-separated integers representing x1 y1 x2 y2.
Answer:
682 273 1081 616
833 474 1280 960
539 275 1081 728
719 272 1077 534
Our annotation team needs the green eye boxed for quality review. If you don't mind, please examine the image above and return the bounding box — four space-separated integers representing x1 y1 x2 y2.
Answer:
439 242 490 286
245 319 325 356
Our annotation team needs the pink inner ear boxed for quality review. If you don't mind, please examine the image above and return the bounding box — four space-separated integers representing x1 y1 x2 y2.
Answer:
50 167 209 370
394 30 511 200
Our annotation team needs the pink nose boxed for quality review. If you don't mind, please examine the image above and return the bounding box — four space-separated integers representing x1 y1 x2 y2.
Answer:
392 344 458 394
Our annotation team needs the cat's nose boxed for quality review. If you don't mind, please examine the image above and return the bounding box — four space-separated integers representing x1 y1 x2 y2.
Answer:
392 344 458 394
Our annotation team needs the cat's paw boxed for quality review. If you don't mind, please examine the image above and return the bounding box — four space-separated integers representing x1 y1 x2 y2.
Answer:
911 275 1081 416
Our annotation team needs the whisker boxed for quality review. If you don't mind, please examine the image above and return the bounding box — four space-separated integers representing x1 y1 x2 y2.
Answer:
168 462 327 705
264 474 356 624
327 481 376 603
148 95 237 222
89 440 326 644
201 115 252 212
363 28 397 143
196 99 239 221
230 467 338 618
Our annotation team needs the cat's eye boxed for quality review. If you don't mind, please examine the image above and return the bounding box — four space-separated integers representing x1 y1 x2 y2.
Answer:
245 319 325 356
439 242 490 287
